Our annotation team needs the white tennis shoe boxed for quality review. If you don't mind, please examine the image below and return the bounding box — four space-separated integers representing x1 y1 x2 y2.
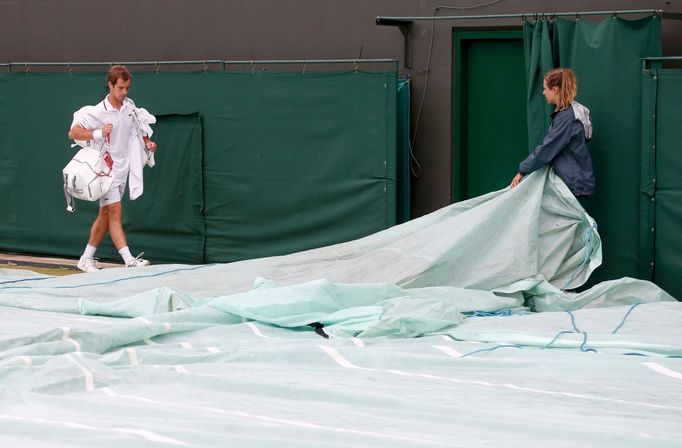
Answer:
77 257 101 273
127 253 150 268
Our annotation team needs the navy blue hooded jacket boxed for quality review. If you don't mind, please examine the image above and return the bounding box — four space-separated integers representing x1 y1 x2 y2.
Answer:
519 102 596 196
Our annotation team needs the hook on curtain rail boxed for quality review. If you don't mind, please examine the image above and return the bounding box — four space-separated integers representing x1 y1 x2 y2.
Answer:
353 59 360 72
250 60 256 74
302 60 307 74
575 12 581 20
154 61 160 74
203 60 208 73
24 63 30 74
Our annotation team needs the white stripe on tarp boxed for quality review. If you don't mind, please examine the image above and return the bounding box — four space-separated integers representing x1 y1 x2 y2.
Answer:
61 327 81 352
143 338 157 345
126 348 139 366
351 337 365 347
112 427 188 446
245 322 276 339
384 368 681 410
0 413 97 430
136 317 153 324
318 345 373 370
0 412 187 446
433 345 463 358
643 362 682 380
65 354 94 391
101 387 156 404
95 389 451 446
179 342 192 349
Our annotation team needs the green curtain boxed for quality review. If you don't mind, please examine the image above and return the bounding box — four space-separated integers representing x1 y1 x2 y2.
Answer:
397 77 411 223
641 68 682 300
523 15 661 285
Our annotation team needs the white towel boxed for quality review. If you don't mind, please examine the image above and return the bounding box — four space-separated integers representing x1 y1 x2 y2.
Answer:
128 107 156 200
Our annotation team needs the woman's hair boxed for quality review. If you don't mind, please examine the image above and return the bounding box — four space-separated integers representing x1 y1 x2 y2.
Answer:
544 68 577 110
106 65 132 87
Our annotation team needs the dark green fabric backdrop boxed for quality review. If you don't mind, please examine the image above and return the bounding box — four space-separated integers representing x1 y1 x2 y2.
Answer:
96 113 205 263
523 15 662 286
0 70 398 264
397 77 411 223
641 68 682 300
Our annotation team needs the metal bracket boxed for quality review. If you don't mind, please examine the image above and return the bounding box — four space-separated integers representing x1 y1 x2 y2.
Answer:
376 18 413 69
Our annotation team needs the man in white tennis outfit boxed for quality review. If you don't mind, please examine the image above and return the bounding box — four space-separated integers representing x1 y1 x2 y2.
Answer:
68 65 157 272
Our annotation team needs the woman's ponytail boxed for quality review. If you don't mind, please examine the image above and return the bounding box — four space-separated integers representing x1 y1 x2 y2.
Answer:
545 68 578 110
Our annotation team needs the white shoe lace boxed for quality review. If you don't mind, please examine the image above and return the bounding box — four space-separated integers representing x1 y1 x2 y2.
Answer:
127 252 149 267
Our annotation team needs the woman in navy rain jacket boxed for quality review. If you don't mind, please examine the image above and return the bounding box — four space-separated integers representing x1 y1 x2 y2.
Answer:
511 68 595 199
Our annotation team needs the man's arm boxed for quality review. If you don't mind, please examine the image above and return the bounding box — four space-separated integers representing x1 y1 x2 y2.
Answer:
68 123 113 141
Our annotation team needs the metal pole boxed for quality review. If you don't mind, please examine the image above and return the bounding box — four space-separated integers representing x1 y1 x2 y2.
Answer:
223 59 397 65
376 9 662 22
5 59 398 72
642 56 682 70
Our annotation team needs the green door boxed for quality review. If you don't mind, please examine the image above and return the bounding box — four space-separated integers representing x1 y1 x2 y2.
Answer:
453 30 528 201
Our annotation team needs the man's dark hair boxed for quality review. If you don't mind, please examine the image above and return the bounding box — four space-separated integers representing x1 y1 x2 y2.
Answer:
107 65 132 87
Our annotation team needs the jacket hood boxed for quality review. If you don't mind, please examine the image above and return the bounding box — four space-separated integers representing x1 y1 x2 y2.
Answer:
571 101 593 140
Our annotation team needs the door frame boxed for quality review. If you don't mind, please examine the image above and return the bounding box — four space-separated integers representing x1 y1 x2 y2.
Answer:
452 28 524 202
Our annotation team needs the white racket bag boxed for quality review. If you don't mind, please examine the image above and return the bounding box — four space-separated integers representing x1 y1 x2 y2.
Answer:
62 146 114 212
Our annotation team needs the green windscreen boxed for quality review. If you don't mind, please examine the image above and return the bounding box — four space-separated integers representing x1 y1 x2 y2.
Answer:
641 68 682 300
0 70 398 264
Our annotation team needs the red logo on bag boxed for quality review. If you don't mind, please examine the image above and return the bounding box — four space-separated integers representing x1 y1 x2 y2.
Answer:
102 151 114 173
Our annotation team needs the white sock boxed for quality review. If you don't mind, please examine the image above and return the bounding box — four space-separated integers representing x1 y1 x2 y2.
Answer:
118 246 135 265
82 244 97 259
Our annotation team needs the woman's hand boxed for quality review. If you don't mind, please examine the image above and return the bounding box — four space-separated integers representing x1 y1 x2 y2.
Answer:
510 172 524 188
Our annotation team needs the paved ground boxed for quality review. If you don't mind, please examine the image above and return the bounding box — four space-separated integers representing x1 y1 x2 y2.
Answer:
0 252 122 276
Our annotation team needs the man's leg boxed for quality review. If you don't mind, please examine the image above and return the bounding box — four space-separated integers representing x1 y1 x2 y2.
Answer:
105 202 128 250
106 201 150 267
88 206 110 247
77 206 110 273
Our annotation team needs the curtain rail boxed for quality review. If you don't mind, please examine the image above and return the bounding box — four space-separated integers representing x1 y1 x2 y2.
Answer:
2 59 397 73
642 56 682 70
376 9 665 22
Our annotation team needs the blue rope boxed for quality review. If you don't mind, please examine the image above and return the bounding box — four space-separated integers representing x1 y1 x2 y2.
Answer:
0 264 217 290
541 330 574 349
565 310 580 333
463 309 515 317
460 344 523 358
542 311 598 353
611 302 642 334
579 331 597 353
562 223 597 289
0 275 52 285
